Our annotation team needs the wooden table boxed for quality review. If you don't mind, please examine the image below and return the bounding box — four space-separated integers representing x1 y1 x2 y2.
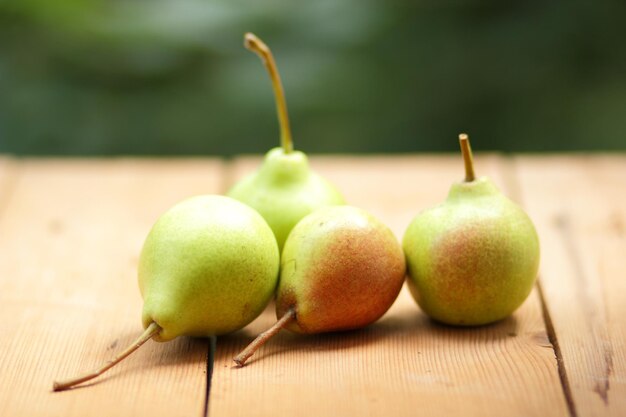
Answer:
0 154 623 417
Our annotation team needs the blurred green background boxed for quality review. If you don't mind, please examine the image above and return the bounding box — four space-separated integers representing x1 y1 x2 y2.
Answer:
0 0 624 156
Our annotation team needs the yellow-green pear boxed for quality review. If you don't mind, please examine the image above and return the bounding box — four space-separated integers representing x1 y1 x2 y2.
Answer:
403 134 540 326
54 195 279 391
234 206 406 366
227 33 345 250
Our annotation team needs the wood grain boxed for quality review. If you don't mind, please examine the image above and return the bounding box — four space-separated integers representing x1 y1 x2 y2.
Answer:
3 154 623 417
0 158 222 417
515 155 626 417
209 155 569 417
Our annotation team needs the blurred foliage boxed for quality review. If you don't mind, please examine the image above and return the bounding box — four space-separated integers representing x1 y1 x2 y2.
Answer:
0 0 625 155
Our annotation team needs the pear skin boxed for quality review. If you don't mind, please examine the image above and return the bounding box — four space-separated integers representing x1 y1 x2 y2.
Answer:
234 206 406 365
277 206 406 333
139 195 280 340
403 135 540 326
228 147 344 249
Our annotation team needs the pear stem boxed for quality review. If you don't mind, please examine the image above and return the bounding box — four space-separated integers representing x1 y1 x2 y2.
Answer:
53 322 161 392
234 307 296 367
459 133 476 182
244 32 294 154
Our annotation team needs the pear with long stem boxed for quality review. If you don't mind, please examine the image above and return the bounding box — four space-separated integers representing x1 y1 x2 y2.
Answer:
228 33 345 250
403 134 540 326
53 195 279 391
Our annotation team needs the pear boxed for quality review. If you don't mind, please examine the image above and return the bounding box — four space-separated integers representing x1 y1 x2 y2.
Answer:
403 134 540 326
227 33 345 250
234 206 406 366
53 195 279 391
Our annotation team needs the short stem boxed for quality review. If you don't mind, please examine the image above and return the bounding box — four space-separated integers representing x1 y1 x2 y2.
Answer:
244 32 294 153
233 308 296 367
458 133 476 182
53 322 161 391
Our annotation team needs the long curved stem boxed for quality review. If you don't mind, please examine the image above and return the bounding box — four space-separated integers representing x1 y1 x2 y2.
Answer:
244 32 294 154
459 133 476 182
53 322 161 391
234 308 296 367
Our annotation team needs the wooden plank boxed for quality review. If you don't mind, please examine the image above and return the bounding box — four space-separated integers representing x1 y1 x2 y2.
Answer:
515 155 626 417
210 155 569 417
0 155 17 207
0 158 223 417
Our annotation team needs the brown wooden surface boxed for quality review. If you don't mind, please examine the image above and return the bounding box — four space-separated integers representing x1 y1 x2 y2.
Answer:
515 156 626 417
0 155 623 417
211 155 567 417
0 159 222 417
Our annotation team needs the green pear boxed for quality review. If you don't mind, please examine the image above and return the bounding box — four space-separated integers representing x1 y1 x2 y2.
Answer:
234 206 406 366
54 195 279 391
227 33 344 250
403 134 540 326
138 195 279 340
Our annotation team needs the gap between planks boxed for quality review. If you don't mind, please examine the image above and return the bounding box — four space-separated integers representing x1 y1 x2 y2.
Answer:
513 155 626 417
201 157 239 417
204 336 217 417
499 156 577 417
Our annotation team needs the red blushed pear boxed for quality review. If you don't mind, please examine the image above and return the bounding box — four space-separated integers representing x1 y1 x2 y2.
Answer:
403 134 540 326
234 206 406 366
